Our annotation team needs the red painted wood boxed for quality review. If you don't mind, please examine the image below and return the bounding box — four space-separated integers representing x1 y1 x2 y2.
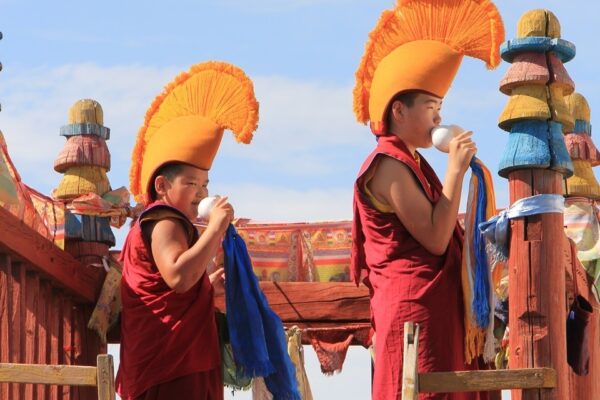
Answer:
53 135 110 172
71 305 84 400
25 270 40 399
61 296 74 400
0 210 107 399
37 280 50 400
507 169 569 400
0 206 98 303
213 282 370 323
10 262 25 398
80 305 103 400
49 289 62 400
0 254 11 400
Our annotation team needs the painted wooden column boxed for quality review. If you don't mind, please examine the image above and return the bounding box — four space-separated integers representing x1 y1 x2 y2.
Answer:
53 99 115 265
562 92 600 398
52 99 111 398
498 10 574 400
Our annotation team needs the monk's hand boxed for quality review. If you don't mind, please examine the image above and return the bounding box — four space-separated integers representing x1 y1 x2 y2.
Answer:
208 196 234 235
448 131 477 175
209 267 225 296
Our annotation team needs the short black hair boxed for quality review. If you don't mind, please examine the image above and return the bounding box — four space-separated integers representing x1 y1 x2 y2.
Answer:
384 90 420 131
148 162 186 201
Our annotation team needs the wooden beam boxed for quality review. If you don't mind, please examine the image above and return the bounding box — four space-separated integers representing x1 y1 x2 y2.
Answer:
213 282 370 323
108 282 371 343
0 206 98 303
419 368 556 393
0 363 97 386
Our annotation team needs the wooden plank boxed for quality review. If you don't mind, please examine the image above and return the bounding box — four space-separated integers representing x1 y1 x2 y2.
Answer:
61 296 74 400
0 254 11 400
108 283 371 343
0 205 97 303
0 363 97 386
10 262 25 398
79 306 102 400
401 322 418 400
25 270 40 399
419 368 556 393
72 305 84 400
96 355 115 400
37 280 50 400
213 282 370 323
49 289 62 400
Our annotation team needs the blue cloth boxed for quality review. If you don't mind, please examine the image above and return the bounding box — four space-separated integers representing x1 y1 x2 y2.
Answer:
470 159 491 328
223 225 301 400
479 194 565 262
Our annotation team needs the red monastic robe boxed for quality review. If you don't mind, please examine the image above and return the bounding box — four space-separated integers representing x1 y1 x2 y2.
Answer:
351 135 485 400
116 202 222 400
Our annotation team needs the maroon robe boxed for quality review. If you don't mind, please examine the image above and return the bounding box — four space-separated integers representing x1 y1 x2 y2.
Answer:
116 202 222 400
351 135 485 400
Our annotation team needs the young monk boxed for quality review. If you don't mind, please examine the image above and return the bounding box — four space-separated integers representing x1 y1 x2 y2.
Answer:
351 1 505 399
116 61 259 400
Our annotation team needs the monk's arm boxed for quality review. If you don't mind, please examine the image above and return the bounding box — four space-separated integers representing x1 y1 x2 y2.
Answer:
150 218 224 293
370 134 475 255
369 157 459 255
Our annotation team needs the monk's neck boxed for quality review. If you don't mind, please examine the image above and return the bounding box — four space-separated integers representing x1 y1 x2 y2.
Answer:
388 131 418 158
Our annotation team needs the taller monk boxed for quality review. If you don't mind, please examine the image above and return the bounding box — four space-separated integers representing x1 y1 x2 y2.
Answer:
351 1 505 399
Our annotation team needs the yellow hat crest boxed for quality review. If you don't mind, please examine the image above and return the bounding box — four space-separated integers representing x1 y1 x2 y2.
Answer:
354 0 505 135
130 61 259 203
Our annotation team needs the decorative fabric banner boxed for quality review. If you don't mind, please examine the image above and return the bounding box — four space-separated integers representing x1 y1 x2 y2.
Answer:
479 194 565 262
235 222 352 283
0 130 65 247
462 158 499 362
564 197 600 302
68 186 140 228
223 225 301 400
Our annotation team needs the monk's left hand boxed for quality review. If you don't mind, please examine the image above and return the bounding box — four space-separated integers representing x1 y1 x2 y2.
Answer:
209 267 225 296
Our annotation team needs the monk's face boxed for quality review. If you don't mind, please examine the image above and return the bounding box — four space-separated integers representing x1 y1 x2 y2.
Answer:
392 93 443 149
155 165 209 220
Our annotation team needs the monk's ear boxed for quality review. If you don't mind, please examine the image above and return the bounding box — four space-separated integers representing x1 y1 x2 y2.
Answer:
154 175 169 198
390 100 406 123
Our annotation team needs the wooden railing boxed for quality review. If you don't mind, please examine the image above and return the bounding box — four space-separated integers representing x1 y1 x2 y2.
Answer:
0 206 106 399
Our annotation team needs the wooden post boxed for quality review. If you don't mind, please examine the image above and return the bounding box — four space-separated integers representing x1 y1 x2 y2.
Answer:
498 10 575 400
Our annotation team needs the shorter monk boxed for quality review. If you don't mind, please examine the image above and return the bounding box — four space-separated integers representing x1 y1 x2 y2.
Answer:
117 62 259 400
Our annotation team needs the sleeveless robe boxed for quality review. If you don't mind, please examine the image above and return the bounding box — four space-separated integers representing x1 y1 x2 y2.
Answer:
351 135 486 400
116 202 222 399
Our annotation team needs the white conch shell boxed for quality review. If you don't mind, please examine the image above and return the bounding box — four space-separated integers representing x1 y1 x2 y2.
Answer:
431 124 464 153
197 195 220 221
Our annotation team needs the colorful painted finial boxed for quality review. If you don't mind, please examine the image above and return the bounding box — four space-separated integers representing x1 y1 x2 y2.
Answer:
497 9 575 178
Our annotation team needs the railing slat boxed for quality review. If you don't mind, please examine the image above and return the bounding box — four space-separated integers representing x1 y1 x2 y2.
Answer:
0 364 96 386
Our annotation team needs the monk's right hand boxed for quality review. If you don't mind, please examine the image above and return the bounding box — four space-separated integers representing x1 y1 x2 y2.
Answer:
208 196 234 234
448 131 477 175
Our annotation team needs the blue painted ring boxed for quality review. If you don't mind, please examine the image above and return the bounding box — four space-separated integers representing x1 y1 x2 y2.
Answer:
500 37 576 63
550 38 576 63
573 120 592 135
500 37 553 62
60 123 111 140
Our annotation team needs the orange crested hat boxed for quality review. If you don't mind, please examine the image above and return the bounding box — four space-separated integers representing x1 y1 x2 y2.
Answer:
130 61 259 204
354 0 505 135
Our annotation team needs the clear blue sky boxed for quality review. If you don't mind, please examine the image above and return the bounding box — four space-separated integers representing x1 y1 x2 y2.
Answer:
1 1 597 398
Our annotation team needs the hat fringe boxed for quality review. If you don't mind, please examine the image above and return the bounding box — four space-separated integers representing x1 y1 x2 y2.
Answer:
353 9 398 124
130 61 259 201
353 0 504 124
